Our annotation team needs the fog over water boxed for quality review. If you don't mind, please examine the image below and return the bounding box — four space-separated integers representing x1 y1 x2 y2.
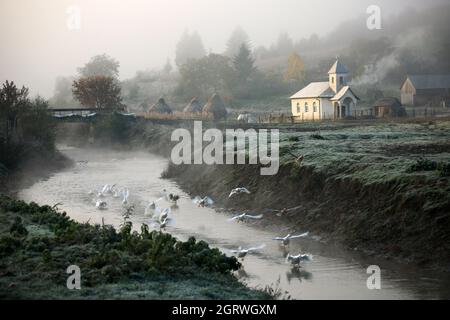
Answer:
0 0 446 97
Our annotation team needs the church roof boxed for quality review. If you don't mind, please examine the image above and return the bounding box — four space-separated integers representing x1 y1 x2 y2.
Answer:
290 82 335 99
406 75 450 90
330 86 360 101
328 60 348 74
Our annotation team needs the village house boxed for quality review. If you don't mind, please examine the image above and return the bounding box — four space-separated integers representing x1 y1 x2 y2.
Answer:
400 75 450 107
290 59 359 120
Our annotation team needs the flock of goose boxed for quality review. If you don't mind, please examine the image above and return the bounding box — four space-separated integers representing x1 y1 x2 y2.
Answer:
88 185 312 269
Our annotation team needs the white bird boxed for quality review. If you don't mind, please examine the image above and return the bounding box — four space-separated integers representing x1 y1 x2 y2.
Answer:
286 253 313 267
95 200 107 210
192 196 214 208
121 188 130 205
228 213 263 223
155 207 171 221
144 198 164 216
230 244 266 260
229 187 251 198
158 217 172 230
273 232 309 247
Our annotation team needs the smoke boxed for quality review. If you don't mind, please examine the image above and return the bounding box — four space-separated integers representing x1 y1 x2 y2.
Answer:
350 28 428 86
350 54 400 86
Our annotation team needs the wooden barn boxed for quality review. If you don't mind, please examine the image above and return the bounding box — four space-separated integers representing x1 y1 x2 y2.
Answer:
400 75 450 107
372 97 406 118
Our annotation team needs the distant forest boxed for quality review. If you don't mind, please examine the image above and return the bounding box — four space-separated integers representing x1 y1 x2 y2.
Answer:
51 3 450 111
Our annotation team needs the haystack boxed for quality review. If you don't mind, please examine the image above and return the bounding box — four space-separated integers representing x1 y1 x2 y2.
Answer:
202 93 227 120
183 97 202 113
148 97 173 114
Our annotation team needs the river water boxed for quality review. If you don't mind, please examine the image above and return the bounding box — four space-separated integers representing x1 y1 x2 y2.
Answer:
18 145 450 300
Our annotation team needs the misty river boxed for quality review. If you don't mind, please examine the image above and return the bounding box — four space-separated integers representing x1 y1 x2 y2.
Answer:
18 145 450 300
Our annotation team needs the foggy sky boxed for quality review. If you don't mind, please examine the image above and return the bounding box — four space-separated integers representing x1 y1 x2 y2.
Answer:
0 0 444 97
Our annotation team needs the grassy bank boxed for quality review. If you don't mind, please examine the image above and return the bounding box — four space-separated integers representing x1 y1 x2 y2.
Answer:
158 119 450 269
0 195 272 299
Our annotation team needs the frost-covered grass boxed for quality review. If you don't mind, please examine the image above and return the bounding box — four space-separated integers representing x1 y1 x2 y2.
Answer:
279 120 450 186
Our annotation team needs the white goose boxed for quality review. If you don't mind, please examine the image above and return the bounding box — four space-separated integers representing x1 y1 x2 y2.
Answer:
229 187 251 198
273 232 309 247
144 197 164 216
95 200 107 210
121 188 130 205
192 196 214 208
228 213 263 223
286 253 313 267
230 244 266 260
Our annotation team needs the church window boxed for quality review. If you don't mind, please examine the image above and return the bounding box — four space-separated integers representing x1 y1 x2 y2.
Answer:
296 102 300 113
331 77 334 84
313 102 317 112
304 102 309 112
340 76 344 85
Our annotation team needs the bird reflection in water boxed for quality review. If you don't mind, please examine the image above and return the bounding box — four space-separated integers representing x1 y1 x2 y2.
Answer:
286 267 313 284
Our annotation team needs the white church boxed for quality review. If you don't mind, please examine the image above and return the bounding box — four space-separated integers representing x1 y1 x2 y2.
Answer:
290 59 359 120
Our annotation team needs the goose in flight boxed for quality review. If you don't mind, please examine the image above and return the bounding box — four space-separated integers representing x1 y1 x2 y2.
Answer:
273 232 309 247
144 197 164 216
192 196 214 208
286 253 312 267
228 213 263 223
230 244 266 260
153 214 174 230
95 200 107 210
155 207 171 222
229 187 251 198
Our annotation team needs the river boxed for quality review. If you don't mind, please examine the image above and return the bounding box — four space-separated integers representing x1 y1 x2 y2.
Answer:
18 145 450 300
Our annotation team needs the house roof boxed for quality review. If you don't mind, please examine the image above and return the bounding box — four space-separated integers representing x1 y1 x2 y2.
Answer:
330 86 360 101
407 75 450 90
290 82 335 99
328 60 348 74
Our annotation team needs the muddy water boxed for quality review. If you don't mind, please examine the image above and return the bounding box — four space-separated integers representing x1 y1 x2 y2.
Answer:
18 146 450 300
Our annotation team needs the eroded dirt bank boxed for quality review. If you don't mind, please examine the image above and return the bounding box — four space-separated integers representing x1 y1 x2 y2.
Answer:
162 161 450 269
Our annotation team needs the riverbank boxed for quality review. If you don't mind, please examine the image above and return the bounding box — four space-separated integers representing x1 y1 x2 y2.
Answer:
119 118 450 270
0 147 72 196
0 195 273 299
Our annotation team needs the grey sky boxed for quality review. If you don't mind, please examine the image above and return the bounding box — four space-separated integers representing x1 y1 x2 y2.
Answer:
0 0 442 97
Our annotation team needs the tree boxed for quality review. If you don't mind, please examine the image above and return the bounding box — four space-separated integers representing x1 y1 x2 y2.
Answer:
225 26 250 58
175 30 206 67
52 76 80 108
175 54 234 99
233 43 256 83
275 32 294 56
284 52 305 83
72 76 123 109
0 80 29 143
163 58 173 74
77 54 120 78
